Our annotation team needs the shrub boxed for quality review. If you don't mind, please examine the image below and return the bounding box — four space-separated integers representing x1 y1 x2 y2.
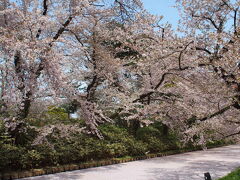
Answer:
99 124 147 156
123 138 147 156
0 121 183 171
136 122 181 153
27 106 85 128
0 121 27 171
136 126 161 141
104 143 128 158
46 106 69 122
20 150 43 169
32 144 59 167
0 143 24 171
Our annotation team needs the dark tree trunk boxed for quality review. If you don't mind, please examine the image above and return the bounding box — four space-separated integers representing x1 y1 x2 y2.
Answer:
162 124 169 136
17 91 33 119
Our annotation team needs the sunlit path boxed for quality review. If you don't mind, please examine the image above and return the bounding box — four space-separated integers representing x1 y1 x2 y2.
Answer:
21 144 240 180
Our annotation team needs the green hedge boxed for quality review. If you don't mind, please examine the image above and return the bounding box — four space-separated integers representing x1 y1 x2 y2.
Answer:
0 123 147 171
136 122 181 153
0 119 230 172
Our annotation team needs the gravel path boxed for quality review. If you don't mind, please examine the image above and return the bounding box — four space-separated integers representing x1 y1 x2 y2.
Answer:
21 144 240 180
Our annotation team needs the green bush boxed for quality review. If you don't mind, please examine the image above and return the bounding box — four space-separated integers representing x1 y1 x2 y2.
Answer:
123 137 147 156
136 125 164 152
20 150 42 169
46 106 69 122
0 143 25 171
136 126 161 141
0 121 184 171
99 124 131 142
54 141 84 164
27 106 70 127
99 124 147 156
136 122 181 153
104 143 128 158
32 144 59 167
0 121 25 171
53 136 97 163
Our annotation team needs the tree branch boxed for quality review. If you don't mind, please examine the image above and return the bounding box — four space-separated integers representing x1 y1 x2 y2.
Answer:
233 7 239 35
178 41 193 70
36 0 48 38
198 103 234 122
225 131 240 138
49 16 73 46
133 72 173 103
195 47 212 55
192 13 220 31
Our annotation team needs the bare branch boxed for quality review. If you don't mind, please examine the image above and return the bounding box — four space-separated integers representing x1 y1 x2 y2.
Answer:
195 47 212 55
178 41 193 70
198 103 234 122
233 7 239 35
225 131 240 138
36 0 48 38
53 16 72 41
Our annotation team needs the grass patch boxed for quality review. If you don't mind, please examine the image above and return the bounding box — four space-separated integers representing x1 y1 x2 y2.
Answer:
218 168 240 180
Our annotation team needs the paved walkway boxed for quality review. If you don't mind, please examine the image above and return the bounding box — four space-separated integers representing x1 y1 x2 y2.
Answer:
22 145 240 180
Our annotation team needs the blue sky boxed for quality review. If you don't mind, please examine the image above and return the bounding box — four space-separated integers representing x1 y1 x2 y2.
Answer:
141 0 179 29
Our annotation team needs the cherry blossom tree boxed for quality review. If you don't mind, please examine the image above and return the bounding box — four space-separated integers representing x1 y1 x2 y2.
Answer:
174 0 240 142
1 0 240 144
0 0 145 139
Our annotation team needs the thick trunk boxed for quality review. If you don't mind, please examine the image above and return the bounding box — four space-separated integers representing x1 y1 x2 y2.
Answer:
86 48 100 102
162 124 169 136
0 70 5 102
86 75 98 101
0 70 8 115
17 90 32 119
